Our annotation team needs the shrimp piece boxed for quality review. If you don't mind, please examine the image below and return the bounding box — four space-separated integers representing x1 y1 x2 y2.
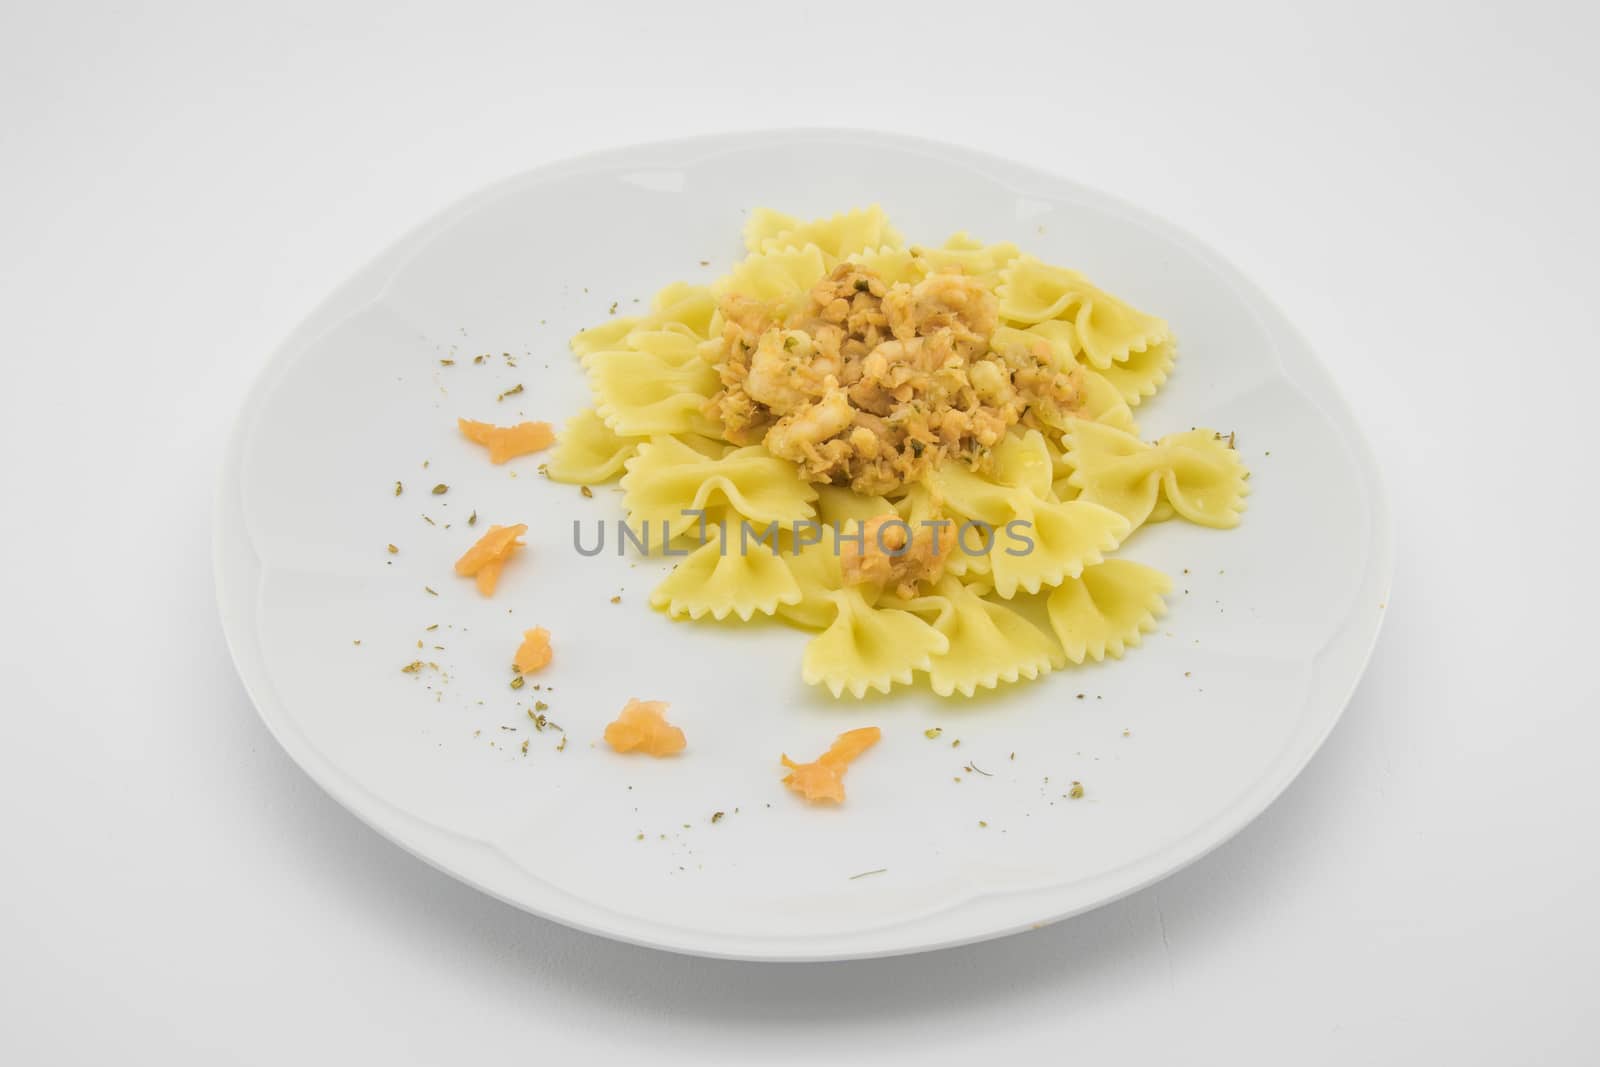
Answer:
764 387 854 459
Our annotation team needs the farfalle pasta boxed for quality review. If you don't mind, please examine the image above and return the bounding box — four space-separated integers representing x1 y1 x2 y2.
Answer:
619 435 817 541
1063 419 1250 531
557 206 1249 698
900 576 1058 698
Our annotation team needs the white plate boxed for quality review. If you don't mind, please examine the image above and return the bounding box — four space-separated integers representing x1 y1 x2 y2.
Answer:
215 129 1392 961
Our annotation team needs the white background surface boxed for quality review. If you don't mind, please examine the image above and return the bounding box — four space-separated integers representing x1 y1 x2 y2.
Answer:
2 1 1596 1062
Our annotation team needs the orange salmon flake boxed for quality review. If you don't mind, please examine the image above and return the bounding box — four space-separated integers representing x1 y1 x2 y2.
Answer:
453 523 527 596
780 726 881 804
603 699 686 757
513 626 552 674
458 418 555 464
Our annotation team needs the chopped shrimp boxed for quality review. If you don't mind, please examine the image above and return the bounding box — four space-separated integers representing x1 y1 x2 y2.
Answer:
702 262 1081 493
839 516 951 599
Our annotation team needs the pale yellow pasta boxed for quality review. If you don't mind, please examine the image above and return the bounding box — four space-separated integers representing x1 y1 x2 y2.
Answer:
559 207 1249 700
903 577 1057 697
1046 560 1172 664
546 407 635 484
801 585 949 699
1071 287 1171 369
913 233 1020 286
995 257 1090 323
1091 337 1176 407
845 246 921 286
997 258 1172 371
743 207 798 252
711 246 829 314
587 344 721 437
1062 418 1249 530
774 534 852 630
572 283 717 358
933 431 1131 597
619 435 818 541
754 205 903 261
650 537 802 621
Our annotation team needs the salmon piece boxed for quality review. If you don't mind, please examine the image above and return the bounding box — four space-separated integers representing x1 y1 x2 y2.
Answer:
459 418 556 464
604 699 686 757
513 626 552 674
454 523 527 596
475 558 505 596
780 726 881 803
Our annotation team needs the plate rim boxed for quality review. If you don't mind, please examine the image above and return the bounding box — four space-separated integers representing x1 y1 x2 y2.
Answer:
213 127 1394 961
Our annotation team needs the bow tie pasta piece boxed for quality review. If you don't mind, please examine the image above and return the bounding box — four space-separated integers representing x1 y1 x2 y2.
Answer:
1060 419 1163 528
546 408 636 485
571 282 716 357
903 578 1058 698
911 234 1022 287
989 429 1056 498
1004 320 1171 411
620 435 818 541
1063 419 1248 530
587 345 721 437
990 324 1138 433
802 585 949 698
934 430 1131 597
712 246 830 316
1039 433 1083 502
744 207 798 252
1072 289 1171 370
648 282 719 337
1154 428 1251 528
649 537 803 622
767 485 898 628
775 534 852 630
997 259 1172 370
621 328 706 367
754 205 904 261
1072 369 1140 435
844 246 920 287
1007 320 1079 363
1046 560 1172 664
988 495 1130 599
815 484 895 527
934 460 1022 528
1088 336 1175 408
996 257 1092 324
